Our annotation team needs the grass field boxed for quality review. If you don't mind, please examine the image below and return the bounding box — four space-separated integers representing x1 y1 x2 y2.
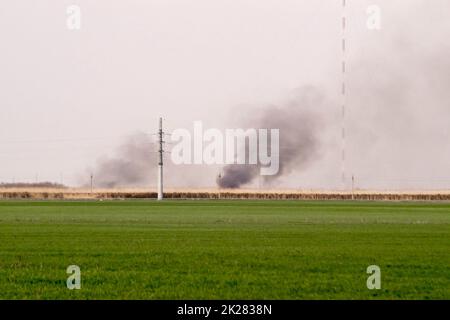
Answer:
0 200 449 299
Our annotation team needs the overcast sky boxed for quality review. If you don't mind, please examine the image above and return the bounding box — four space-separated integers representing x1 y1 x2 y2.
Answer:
0 0 449 190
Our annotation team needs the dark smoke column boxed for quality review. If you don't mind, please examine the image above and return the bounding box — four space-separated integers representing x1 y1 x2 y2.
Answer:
217 165 259 188
217 87 323 189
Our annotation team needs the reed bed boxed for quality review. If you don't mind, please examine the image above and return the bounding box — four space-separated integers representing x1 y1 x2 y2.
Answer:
1 187 450 201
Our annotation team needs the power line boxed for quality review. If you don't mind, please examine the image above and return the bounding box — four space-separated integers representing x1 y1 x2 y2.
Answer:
0 133 156 144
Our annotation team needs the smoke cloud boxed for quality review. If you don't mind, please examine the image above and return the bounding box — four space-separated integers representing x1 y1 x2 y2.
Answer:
217 165 259 189
90 133 154 188
88 132 216 189
217 86 325 189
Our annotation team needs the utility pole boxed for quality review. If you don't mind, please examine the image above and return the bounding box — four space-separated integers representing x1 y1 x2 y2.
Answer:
90 173 94 194
157 117 164 201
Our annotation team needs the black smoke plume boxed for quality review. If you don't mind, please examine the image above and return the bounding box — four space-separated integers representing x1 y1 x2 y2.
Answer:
217 87 324 189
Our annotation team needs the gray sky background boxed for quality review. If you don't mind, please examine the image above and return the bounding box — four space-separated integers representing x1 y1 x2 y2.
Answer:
0 0 449 190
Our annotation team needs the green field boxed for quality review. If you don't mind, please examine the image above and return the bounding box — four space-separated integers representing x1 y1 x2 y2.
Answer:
0 200 449 299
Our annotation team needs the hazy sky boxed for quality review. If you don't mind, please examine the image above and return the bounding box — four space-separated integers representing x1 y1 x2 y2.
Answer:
0 0 449 190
